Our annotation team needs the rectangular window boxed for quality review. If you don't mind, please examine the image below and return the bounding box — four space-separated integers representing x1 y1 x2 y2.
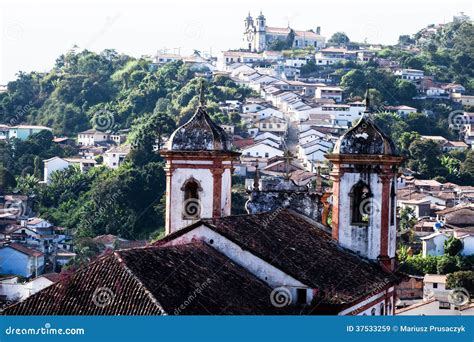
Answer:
433 283 438 289
296 288 307 305
439 301 450 310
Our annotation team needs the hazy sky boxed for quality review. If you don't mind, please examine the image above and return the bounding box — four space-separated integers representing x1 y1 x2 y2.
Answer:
0 0 472 83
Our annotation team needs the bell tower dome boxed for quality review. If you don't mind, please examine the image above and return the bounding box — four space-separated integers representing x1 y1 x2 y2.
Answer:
325 88 403 272
161 80 240 235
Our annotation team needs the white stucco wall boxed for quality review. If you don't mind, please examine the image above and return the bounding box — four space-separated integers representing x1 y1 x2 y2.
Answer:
461 236 474 256
221 168 232 216
44 158 70 183
422 234 449 257
339 287 395 316
337 172 397 260
164 225 313 304
169 167 214 234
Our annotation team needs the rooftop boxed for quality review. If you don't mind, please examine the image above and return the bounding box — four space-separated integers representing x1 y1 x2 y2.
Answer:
6 243 294 315
168 96 232 152
333 115 397 156
157 209 400 307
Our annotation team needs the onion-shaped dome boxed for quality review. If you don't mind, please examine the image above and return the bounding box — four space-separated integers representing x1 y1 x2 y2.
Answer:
168 104 231 152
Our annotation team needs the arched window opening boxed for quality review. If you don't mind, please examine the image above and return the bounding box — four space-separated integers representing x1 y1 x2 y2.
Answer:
181 178 202 220
371 307 376 316
390 180 396 226
380 302 385 316
350 181 372 225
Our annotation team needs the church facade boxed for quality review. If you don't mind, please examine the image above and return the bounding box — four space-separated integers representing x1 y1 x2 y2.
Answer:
243 12 326 52
6 86 405 316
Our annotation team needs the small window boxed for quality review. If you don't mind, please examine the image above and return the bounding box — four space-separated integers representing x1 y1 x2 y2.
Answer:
439 301 450 310
296 288 307 305
380 303 384 316
433 283 438 289
265 153 269 158
390 180 396 225
371 308 376 315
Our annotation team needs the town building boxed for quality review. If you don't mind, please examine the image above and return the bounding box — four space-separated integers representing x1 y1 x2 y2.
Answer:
6 87 405 316
8 125 52 140
0 243 44 278
103 145 131 169
242 12 325 52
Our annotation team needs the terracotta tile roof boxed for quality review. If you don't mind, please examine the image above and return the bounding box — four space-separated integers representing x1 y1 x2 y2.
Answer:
158 210 400 306
436 203 474 215
93 234 118 245
232 137 255 149
27 217 46 225
5 243 293 315
40 273 61 283
265 26 290 35
1 243 43 257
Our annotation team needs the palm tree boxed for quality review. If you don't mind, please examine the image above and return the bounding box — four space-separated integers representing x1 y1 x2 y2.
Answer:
15 174 40 196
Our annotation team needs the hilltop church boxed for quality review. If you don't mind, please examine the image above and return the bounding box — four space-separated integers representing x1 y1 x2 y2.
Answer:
242 12 326 52
6 87 405 316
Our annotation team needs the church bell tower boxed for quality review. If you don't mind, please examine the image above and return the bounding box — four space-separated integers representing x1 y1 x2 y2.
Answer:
161 81 240 235
325 89 403 272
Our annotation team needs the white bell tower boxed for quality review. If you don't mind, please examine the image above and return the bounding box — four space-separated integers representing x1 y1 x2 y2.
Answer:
325 90 403 272
161 81 240 235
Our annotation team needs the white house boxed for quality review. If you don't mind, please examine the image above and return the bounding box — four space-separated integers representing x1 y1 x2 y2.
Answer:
103 145 131 169
254 132 282 143
241 142 284 159
77 129 109 146
457 232 474 256
315 86 343 102
257 116 287 134
421 232 449 257
43 157 96 183
299 128 326 145
424 274 447 296
394 68 424 81
43 156 71 184
421 230 474 257
0 273 59 303
298 139 333 171
255 138 280 149
386 105 417 116
242 102 268 113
